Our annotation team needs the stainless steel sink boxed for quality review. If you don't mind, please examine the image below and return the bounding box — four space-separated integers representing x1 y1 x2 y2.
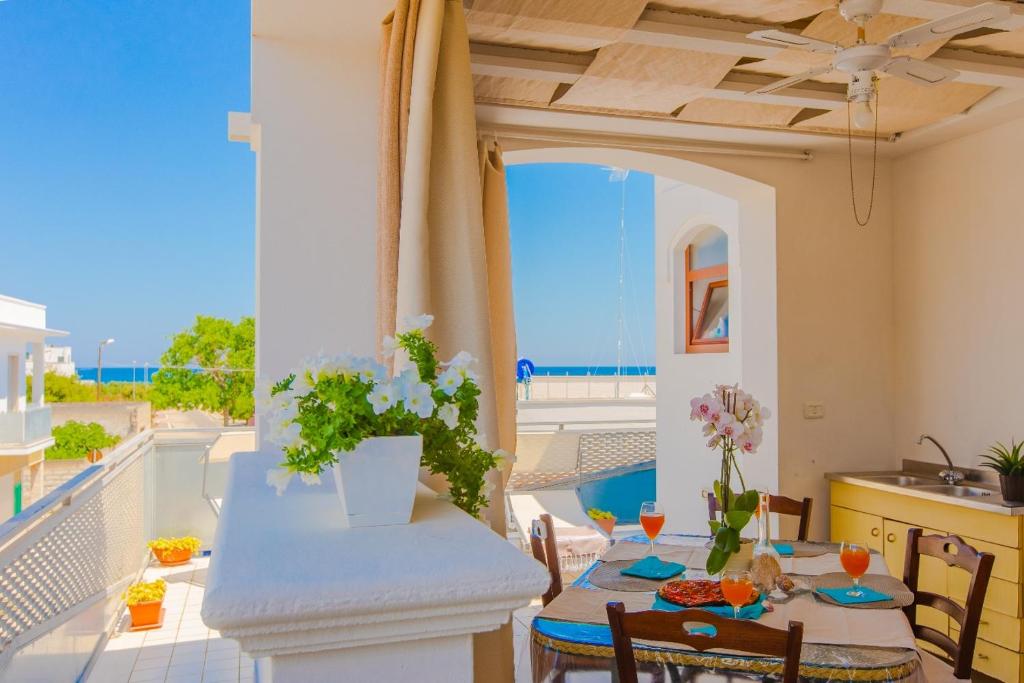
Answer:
861 474 938 487
912 484 994 498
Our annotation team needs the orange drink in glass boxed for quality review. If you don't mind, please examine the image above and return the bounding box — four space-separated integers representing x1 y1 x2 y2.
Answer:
638 501 664 554
840 541 871 596
720 570 755 619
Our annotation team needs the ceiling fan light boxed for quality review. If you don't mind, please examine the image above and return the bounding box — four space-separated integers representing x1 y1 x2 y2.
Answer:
852 99 875 129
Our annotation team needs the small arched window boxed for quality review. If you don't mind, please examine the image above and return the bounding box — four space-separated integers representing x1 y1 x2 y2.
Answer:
684 226 728 353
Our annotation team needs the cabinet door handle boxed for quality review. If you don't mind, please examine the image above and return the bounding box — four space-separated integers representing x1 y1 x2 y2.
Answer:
871 528 880 537
886 533 896 543
980 620 989 627
977 653 989 660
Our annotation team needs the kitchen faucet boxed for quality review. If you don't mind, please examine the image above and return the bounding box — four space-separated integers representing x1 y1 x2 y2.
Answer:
917 434 965 485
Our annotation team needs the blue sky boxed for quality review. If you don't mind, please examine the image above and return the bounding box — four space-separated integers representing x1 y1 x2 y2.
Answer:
0 1 253 366
0 4 655 370
508 164 655 367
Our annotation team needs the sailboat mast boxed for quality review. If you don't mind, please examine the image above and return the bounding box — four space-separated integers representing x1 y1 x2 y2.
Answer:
616 172 625 379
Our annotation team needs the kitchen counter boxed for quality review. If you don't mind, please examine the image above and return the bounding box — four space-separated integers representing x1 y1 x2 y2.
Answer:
826 460 1024 516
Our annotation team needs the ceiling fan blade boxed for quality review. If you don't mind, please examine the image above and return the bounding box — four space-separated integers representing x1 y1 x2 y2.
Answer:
746 65 835 95
887 2 1011 49
747 29 840 54
881 56 960 86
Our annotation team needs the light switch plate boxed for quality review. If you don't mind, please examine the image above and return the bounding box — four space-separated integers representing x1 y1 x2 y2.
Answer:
803 402 825 419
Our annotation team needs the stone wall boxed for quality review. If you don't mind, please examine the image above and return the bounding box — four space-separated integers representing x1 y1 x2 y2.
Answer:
50 402 152 438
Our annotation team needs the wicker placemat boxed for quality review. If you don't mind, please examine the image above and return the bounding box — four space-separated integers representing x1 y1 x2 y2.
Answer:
588 560 682 592
810 572 913 609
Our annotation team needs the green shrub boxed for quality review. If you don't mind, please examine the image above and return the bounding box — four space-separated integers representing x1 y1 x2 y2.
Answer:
27 372 152 403
47 421 121 460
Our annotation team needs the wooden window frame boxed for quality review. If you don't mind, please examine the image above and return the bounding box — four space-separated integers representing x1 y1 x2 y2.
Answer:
684 245 729 354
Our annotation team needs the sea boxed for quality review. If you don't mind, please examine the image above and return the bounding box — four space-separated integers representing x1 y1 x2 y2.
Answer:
77 365 656 383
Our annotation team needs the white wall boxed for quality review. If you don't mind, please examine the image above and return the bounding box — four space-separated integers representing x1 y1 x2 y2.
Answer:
893 118 1024 469
505 143 896 539
251 0 393 421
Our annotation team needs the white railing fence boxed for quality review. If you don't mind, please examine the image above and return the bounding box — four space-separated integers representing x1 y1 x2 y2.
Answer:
0 427 254 683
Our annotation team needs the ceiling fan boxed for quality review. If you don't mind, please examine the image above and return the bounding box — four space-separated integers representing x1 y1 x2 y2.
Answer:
745 0 1012 127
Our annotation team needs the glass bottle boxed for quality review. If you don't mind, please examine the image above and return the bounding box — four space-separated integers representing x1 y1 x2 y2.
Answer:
752 492 780 561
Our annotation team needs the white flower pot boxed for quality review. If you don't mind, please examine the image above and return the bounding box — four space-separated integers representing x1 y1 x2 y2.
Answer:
332 435 423 528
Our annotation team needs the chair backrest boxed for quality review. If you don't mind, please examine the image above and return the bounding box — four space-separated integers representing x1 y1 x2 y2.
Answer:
707 493 813 541
903 528 994 679
530 513 563 606
606 602 803 683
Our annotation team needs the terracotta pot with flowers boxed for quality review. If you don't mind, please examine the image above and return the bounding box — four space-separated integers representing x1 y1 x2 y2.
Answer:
261 313 511 527
123 579 166 629
148 536 201 566
690 384 772 575
587 507 617 536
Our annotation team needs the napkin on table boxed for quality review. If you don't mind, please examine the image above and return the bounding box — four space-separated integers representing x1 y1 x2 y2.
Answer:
816 585 892 605
620 555 686 580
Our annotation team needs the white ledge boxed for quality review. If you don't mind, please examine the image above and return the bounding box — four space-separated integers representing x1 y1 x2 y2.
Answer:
202 452 549 659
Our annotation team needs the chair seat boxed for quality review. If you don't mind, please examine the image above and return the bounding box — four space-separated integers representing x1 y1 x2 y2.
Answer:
920 649 961 682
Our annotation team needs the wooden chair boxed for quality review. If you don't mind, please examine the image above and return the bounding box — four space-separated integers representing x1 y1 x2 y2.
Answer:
903 529 995 680
530 513 563 606
707 493 813 541
606 602 804 683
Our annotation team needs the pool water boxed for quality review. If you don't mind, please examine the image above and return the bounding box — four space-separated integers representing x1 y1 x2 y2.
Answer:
576 468 655 523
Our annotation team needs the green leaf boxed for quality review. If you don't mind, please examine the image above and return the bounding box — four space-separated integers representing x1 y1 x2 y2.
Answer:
708 520 721 535
715 526 740 553
706 546 729 575
725 510 752 531
734 489 759 512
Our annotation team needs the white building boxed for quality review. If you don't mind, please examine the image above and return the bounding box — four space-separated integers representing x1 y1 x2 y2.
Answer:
25 345 76 378
0 295 68 519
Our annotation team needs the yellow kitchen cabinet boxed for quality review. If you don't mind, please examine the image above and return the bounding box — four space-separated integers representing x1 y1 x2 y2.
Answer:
830 479 1024 681
830 505 884 552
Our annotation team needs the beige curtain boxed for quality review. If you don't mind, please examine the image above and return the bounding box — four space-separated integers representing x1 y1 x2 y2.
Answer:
377 2 518 679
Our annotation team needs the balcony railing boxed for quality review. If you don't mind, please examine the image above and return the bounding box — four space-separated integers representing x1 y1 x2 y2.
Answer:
0 406 52 446
0 427 254 682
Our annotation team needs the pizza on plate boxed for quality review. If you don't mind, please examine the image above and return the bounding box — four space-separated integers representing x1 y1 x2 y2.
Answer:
657 579 758 608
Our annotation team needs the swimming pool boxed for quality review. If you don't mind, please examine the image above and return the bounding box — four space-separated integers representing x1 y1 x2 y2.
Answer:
576 467 655 523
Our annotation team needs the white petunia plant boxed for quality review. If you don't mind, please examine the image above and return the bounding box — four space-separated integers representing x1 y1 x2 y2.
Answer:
262 314 508 518
689 383 771 574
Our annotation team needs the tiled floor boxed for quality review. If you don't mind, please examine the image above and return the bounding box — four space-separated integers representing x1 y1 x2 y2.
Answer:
88 557 253 683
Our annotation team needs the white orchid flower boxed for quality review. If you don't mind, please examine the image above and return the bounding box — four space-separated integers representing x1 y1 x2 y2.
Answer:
437 367 464 396
381 335 399 358
437 403 460 429
299 472 321 486
368 382 398 415
266 467 294 496
401 313 434 332
403 382 435 419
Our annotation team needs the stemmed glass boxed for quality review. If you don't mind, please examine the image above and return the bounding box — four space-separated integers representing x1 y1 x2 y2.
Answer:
839 541 871 597
720 570 755 619
638 501 665 555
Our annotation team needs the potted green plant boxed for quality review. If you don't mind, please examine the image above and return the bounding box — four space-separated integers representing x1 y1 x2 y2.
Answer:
979 440 1024 504
148 536 201 566
587 507 617 536
262 313 509 527
123 579 166 629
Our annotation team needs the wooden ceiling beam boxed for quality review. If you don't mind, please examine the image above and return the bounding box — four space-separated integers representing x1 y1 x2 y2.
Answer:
469 42 848 109
880 0 1024 29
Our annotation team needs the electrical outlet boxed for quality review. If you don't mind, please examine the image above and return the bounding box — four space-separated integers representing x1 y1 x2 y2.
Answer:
803 402 825 419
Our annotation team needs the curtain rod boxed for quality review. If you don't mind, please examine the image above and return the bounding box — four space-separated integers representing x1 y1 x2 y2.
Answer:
480 125 814 161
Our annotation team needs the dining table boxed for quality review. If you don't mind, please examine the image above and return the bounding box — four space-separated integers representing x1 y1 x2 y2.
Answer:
528 534 925 682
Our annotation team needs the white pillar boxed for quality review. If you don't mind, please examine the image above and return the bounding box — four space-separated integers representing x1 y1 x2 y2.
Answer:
31 342 45 407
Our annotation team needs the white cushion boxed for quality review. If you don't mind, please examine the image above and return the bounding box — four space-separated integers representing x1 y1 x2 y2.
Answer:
919 650 960 682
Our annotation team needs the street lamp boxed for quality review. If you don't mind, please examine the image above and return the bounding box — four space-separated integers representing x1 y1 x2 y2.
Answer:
97 338 115 400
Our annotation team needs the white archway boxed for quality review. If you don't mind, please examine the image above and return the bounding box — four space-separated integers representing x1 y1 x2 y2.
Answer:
504 147 778 534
